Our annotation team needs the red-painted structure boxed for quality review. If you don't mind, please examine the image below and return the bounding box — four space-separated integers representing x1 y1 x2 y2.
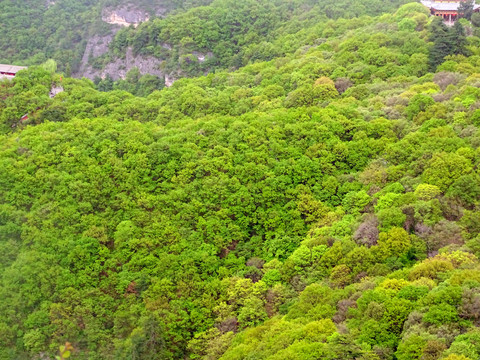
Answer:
421 0 480 24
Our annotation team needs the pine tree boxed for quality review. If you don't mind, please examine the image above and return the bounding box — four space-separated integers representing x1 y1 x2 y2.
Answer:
451 21 469 56
428 18 469 70
428 17 451 70
458 0 475 20
65 63 71 78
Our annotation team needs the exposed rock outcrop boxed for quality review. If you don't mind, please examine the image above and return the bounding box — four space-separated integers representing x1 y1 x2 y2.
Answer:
76 47 168 82
101 4 167 27
192 51 213 63
74 3 180 84
83 34 116 63
74 33 116 79
165 74 175 87
49 85 64 98
102 6 148 27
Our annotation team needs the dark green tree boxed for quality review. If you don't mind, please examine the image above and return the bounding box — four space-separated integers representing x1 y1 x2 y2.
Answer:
458 0 475 20
428 17 451 70
97 74 114 92
471 12 480 26
450 21 469 56
428 17 468 70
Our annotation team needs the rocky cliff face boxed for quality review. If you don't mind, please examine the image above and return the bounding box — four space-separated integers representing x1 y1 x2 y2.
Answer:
84 33 116 62
75 39 212 86
73 3 194 86
101 4 167 27
76 47 171 82
74 33 114 79
102 8 148 27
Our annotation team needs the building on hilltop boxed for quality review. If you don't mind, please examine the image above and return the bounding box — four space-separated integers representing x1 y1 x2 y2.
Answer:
0 64 27 79
421 0 480 24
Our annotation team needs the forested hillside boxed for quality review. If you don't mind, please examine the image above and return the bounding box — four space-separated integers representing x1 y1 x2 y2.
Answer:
102 0 411 78
0 0 212 73
2 1 480 360
0 0 410 81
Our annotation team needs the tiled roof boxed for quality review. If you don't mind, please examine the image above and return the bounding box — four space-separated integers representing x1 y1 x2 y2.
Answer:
421 0 480 10
0 64 27 74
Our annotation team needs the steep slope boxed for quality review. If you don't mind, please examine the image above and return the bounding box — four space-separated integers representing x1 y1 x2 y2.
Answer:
90 0 411 81
1 2 480 360
0 0 213 74
0 0 410 82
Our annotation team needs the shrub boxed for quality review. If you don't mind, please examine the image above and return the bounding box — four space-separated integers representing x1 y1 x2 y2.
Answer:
334 77 353 94
409 259 454 280
405 94 435 121
423 152 472 192
423 304 458 325
433 72 465 91
354 215 380 247
377 208 407 231
414 184 441 201
376 227 411 259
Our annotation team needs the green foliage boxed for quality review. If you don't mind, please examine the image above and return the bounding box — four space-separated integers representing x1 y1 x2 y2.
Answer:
414 184 441 201
103 0 411 79
428 18 468 70
423 303 459 325
377 207 407 231
423 152 472 192
302 319 336 342
409 258 454 280
343 190 371 214
458 0 475 20
2 2 480 360
376 227 412 260
472 13 480 27
395 334 428 360
237 297 267 328
406 94 435 121
0 0 213 72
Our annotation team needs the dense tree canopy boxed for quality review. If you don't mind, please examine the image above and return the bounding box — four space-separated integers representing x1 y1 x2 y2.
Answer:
0 0 213 72
1 1 480 360
104 0 412 78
